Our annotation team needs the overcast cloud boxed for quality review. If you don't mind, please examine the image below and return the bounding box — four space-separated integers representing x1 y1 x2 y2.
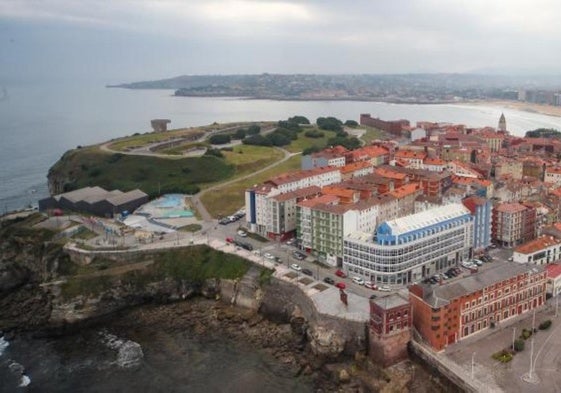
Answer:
1 0 560 83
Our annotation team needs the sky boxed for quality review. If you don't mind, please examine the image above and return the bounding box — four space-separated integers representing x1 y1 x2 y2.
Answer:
1 0 561 84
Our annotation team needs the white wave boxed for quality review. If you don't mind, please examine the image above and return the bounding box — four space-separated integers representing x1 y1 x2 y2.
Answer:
19 375 31 387
0 336 8 356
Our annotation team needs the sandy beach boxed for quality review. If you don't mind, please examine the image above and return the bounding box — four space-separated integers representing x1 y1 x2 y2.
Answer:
464 99 561 118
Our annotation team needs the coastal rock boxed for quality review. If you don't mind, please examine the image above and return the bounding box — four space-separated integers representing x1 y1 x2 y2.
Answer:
338 368 351 383
307 325 345 360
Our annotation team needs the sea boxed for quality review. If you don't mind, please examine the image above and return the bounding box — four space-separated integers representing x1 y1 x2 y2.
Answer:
3 80 561 213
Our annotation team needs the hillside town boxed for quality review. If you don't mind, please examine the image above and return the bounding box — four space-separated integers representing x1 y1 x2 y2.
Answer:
31 112 561 391
243 113 561 374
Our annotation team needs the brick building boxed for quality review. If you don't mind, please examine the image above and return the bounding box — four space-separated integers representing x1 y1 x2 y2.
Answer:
369 294 412 367
409 263 547 351
492 202 537 247
359 114 410 137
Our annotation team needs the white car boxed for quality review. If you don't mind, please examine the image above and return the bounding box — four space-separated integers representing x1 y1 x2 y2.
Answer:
290 263 302 271
379 285 391 292
237 230 247 237
352 276 365 285
264 252 275 260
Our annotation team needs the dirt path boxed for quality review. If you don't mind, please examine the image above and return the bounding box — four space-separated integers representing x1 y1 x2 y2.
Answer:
193 148 300 222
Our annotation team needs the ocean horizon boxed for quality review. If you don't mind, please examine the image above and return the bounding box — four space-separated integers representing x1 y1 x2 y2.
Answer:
2 80 561 213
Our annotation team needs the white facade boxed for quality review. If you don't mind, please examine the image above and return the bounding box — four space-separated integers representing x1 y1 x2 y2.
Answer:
545 168 561 185
274 169 341 193
343 204 474 287
512 236 561 265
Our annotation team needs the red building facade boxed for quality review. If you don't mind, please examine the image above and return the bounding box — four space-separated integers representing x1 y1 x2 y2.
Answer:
409 263 546 351
369 294 412 367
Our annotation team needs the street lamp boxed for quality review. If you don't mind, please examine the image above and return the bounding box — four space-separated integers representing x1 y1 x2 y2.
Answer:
512 327 516 351
471 352 476 380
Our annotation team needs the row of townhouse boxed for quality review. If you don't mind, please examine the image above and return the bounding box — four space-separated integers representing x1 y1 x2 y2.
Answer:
301 144 391 171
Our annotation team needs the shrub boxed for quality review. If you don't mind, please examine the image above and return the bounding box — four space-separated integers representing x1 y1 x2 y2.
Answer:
539 320 552 330
209 134 231 144
492 349 513 363
521 328 533 340
513 339 525 352
247 124 261 135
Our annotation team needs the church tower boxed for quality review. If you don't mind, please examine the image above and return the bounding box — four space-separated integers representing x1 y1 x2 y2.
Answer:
498 113 507 132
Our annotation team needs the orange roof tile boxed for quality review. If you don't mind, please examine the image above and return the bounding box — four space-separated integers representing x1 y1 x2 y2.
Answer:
375 167 407 180
546 264 561 279
297 194 339 208
340 161 372 174
389 182 422 199
515 236 561 255
395 150 427 160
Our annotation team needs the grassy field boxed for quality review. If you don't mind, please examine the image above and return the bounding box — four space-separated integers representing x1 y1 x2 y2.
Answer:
283 128 338 153
106 122 269 152
49 147 234 197
201 154 301 217
107 128 203 151
359 126 386 144
222 145 284 177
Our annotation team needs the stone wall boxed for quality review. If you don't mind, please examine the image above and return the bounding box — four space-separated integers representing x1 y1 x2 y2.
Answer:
259 277 368 356
370 329 410 368
409 339 487 393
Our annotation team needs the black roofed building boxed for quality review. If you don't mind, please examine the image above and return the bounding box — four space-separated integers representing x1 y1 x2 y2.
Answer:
39 186 149 217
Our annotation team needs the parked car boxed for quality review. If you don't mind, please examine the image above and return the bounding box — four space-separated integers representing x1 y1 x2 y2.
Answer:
302 268 313 276
290 263 302 271
335 269 347 278
286 238 295 246
323 277 335 285
352 276 365 285
364 281 377 290
369 294 378 300
237 230 247 237
225 237 234 243
264 252 275 260
335 282 346 289
219 218 230 225
292 251 306 260
379 285 391 292
472 259 483 266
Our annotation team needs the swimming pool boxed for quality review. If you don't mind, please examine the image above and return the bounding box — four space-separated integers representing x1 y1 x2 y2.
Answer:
153 194 185 208
161 209 194 218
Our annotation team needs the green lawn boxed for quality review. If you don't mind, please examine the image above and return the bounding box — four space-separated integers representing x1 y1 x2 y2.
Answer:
49 147 234 197
283 128 338 153
201 154 301 217
222 145 284 177
359 126 386 144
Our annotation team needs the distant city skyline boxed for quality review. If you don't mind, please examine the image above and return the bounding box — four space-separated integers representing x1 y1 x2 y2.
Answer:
1 1 561 83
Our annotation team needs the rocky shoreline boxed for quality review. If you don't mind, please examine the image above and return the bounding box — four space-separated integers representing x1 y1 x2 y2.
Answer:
93 298 450 393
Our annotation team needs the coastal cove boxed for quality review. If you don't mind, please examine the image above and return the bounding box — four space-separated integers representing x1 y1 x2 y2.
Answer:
3 82 561 212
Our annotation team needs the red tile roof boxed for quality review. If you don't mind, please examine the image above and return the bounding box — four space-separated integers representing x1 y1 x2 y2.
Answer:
546 263 561 279
515 236 561 254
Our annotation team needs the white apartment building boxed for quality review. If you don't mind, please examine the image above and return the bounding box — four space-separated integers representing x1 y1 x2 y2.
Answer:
512 235 561 265
343 204 473 286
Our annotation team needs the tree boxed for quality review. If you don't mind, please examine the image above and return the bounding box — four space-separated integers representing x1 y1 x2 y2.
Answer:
317 116 343 132
209 134 231 144
327 136 361 150
288 115 310 124
267 132 291 146
513 339 525 352
344 120 359 127
232 128 246 140
243 134 272 146
247 124 261 135
303 146 323 155
525 128 561 138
